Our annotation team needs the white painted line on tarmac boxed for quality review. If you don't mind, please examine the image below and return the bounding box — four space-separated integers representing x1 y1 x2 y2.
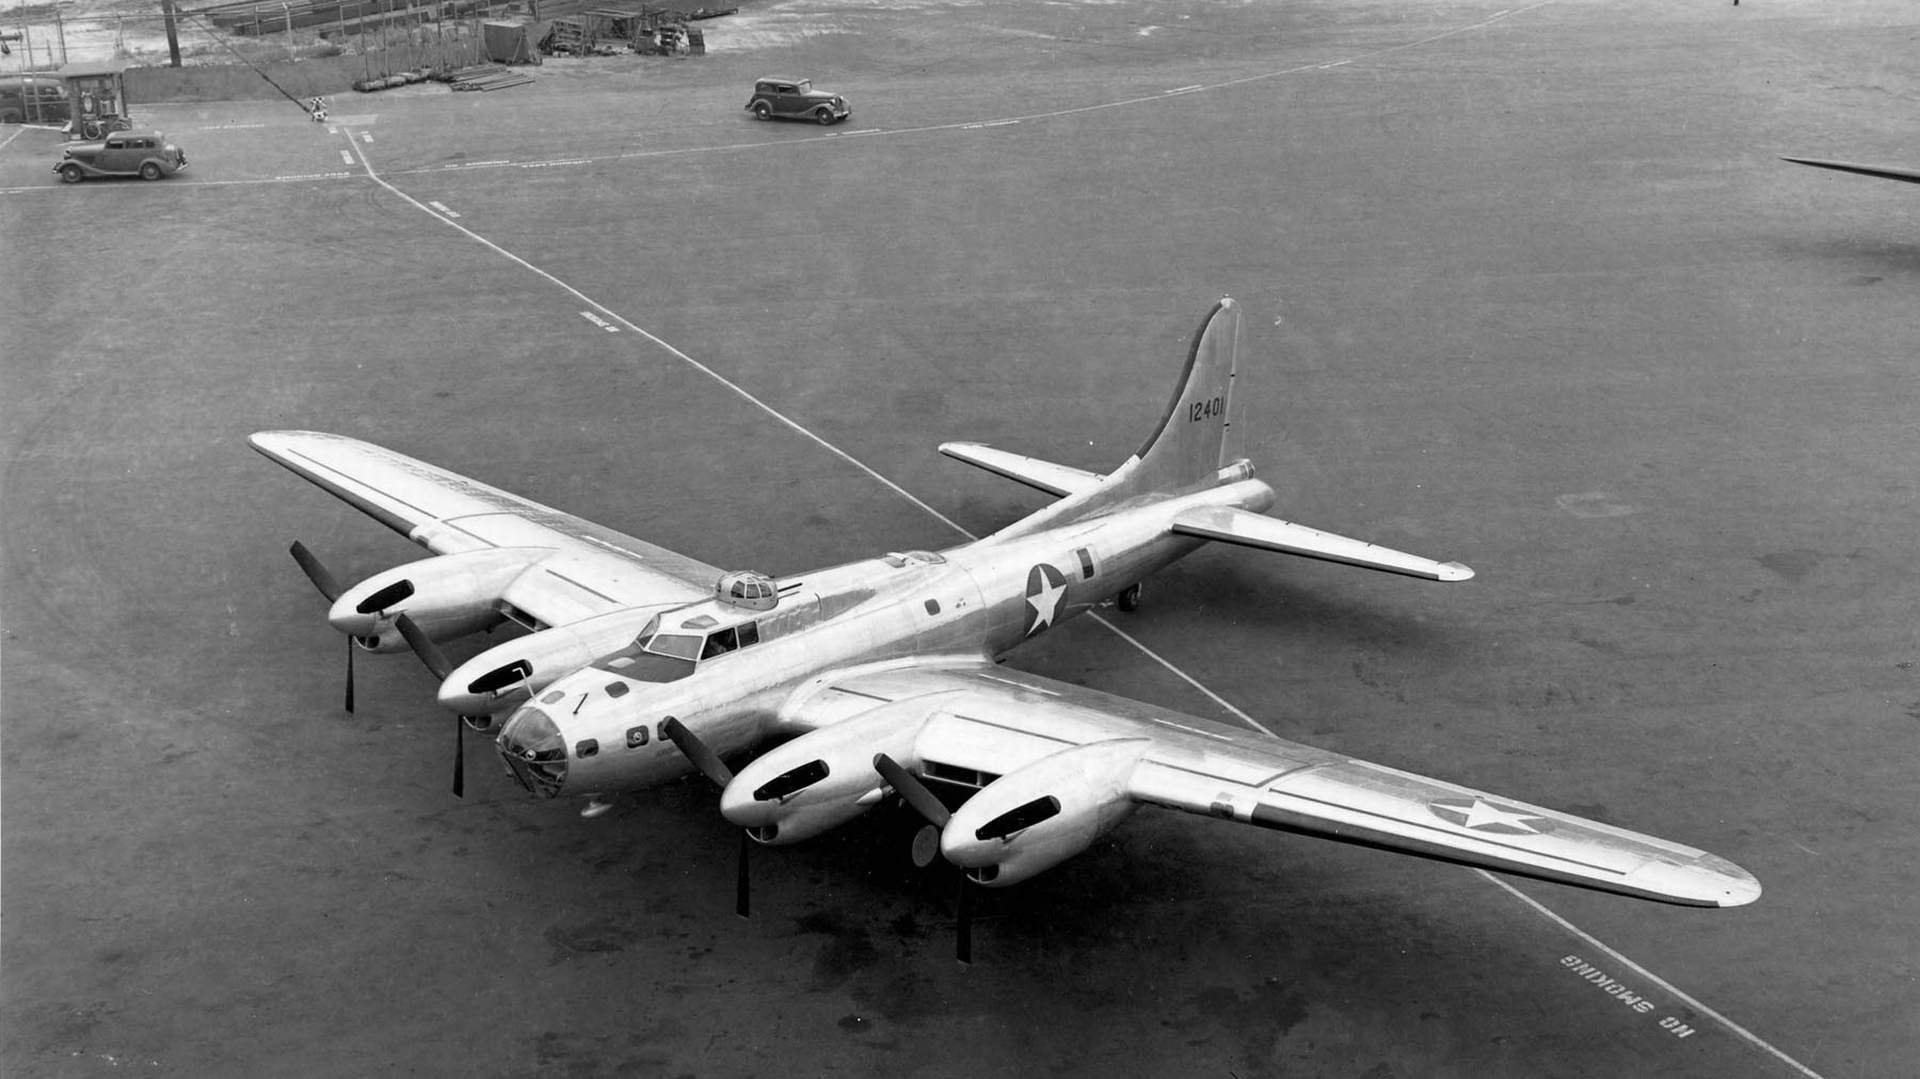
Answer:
522 159 589 168
1479 871 1827 1079
579 311 619 332
338 149 354 164
427 200 460 218
360 132 373 144
341 141 974 540
1164 84 1203 94
273 171 354 181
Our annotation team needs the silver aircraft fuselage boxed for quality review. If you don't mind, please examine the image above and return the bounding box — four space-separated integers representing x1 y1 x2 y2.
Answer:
495 475 1274 798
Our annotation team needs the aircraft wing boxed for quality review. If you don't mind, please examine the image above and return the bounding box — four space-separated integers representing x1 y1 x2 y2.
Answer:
1781 157 1920 186
250 430 721 627
783 661 1759 907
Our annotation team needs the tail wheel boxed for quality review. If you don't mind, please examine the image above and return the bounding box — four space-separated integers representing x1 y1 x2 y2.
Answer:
139 161 162 181
816 108 835 126
58 163 83 184
753 101 772 120
1117 584 1142 612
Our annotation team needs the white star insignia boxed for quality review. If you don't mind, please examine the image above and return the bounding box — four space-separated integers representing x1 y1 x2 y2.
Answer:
1027 574 1065 634
1458 799 1544 834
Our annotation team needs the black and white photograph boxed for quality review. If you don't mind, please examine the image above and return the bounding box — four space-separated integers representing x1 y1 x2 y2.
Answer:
3 0 1915 1075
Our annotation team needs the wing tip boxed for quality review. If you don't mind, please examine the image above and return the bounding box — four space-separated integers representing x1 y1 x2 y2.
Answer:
1628 854 1763 908
1436 560 1475 582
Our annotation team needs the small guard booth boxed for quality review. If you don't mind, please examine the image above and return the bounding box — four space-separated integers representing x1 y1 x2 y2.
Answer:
60 63 131 139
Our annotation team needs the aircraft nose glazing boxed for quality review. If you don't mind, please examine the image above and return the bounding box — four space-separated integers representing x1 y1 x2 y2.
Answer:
496 707 567 797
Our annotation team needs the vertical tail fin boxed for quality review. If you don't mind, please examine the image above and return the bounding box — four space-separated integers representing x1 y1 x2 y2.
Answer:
979 299 1247 540
1128 296 1243 494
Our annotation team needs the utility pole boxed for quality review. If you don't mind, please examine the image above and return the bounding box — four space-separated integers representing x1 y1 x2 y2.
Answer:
161 0 182 66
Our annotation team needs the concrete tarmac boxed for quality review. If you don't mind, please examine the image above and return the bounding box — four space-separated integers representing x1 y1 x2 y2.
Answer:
4 0 1916 1076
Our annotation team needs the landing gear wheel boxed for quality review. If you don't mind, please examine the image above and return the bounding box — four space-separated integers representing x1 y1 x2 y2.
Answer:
139 161 162 181
753 102 772 120
1117 583 1142 612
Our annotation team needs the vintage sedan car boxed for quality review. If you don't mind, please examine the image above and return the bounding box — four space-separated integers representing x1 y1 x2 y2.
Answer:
743 77 850 125
55 129 187 183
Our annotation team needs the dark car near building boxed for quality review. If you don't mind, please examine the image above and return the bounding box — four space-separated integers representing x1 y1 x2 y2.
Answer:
0 74 72 125
743 77 850 125
55 129 187 183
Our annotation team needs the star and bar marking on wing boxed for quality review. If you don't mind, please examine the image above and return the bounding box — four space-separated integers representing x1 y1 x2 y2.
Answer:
1427 797 1553 835
1023 563 1068 637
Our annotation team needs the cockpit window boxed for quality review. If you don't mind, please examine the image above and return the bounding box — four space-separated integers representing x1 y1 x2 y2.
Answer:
646 633 704 660
617 651 696 683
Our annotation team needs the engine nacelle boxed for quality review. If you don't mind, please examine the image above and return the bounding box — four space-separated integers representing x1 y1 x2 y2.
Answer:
435 605 668 716
941 738 1150 887
718 695 953 845
329 547 553 652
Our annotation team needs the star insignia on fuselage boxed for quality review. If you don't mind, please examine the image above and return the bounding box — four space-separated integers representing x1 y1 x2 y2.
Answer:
1427 797 1552 836
1023 563 1068 637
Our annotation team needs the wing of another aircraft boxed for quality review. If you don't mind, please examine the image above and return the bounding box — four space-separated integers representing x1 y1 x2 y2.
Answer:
778 661 1760 907
250 431 722 628
1781 157 1920 186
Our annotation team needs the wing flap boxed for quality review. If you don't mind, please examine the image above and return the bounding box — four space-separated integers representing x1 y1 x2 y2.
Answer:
939 442 1103 498
1171 505 1474 581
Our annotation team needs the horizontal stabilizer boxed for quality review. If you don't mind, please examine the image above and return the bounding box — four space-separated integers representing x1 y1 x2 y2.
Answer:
1171 506 1473 582
939 442 1103 498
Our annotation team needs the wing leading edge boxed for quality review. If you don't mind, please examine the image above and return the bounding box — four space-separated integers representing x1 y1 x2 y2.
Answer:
781 661 1759 907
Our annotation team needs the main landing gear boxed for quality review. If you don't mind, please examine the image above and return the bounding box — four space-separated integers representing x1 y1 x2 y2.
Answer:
1116 583 1142 612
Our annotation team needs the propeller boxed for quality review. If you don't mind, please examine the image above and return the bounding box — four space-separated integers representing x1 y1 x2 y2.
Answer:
289 541 354 714
660 717 751 919
394 613 467 799
874 753 974 964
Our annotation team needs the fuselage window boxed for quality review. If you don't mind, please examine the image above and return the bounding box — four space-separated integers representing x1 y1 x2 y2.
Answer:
737 621 759 648
1075 547 1096 580
575 739 599 758
606 681 629 698
541 689 566 705
924 599 940 615
701 626 739 659
626 725 649 748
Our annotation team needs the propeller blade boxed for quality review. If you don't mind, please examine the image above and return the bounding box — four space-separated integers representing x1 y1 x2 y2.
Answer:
661 717 733 788
735 829 751 919
452 714 466 799
873 754 950 828
289 540 344 603
344 636 355 715
393 613 454 682
955 873 974 965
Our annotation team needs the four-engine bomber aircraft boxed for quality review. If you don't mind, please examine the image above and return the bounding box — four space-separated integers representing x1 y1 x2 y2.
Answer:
254 299 1759 959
